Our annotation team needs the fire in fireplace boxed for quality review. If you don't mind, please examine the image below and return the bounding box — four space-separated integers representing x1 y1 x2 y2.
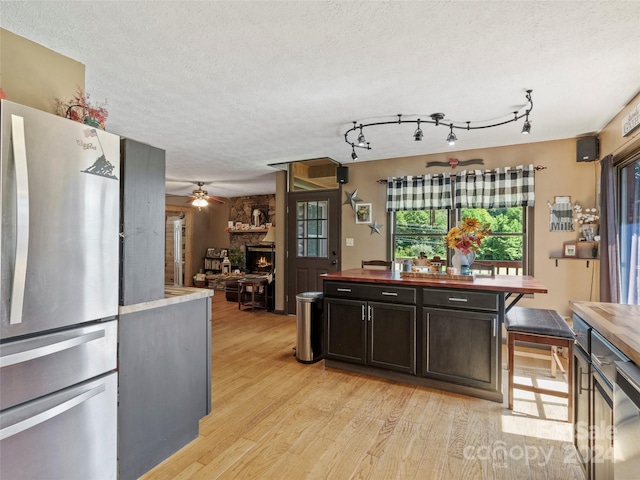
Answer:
245 245 275 273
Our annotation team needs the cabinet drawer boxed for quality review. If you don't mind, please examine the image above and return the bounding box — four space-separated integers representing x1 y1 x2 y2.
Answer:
423 288 499 311
591 330 628 387
324 282 415 304
572 314 591 354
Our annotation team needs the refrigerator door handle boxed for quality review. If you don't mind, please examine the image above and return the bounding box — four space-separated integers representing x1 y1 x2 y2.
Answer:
8 114 30 325
0 329 105 368
0 382 105 440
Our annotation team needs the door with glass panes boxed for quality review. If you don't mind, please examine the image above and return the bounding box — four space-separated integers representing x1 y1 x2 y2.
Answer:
286 190 341 314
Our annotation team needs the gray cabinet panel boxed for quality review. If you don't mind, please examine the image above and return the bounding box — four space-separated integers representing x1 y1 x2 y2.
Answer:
118 298 211 480
120 138 166 305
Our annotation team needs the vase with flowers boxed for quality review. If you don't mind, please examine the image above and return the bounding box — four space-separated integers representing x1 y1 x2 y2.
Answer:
445 217 491 274
573 202 599 241
54 87 109 130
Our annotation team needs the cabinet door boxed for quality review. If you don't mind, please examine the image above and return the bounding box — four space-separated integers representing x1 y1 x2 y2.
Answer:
573 348 590 477
368 302 416 374
120 138 166 305
325 298 366 364
592 374 614 480
423 307 500 391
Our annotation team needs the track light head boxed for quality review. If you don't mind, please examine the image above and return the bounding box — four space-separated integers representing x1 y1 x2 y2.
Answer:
351 146 358 161
521 116 531 134
447 126 457 146
413 119 423 141
357 124 367 147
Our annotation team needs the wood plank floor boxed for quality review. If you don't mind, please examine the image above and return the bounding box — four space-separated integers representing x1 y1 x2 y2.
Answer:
140 294 585 480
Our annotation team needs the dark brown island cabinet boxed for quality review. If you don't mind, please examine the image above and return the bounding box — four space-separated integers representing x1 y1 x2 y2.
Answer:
322 269 547 403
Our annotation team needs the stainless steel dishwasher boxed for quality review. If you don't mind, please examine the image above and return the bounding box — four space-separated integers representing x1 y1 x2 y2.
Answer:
615 361 640 479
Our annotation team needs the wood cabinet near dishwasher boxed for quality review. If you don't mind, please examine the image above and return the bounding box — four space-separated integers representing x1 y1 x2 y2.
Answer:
570 301 640 480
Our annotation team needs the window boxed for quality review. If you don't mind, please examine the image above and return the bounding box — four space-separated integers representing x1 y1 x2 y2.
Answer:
619 156 640 304
296 200 328 258
391 207 531 275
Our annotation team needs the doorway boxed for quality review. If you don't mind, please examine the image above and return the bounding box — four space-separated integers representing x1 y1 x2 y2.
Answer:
165 205 194 287
286 189 341 314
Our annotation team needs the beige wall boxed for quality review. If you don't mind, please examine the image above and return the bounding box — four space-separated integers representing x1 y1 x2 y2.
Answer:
0 28 84 112
341 139 601 316
165 196 230 277
599 91 640 160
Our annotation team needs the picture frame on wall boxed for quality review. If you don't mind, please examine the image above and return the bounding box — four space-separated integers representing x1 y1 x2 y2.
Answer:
563 241 578 257
355 203 372 224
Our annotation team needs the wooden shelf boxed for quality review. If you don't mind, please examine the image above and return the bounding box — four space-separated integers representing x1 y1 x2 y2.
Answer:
225 228 268 234
549 255 599 267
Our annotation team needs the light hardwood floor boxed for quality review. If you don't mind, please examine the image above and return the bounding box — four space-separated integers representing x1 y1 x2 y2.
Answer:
140 294 585 480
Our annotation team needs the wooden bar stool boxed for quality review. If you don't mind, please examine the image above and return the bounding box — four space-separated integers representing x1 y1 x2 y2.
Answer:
505 307 575 422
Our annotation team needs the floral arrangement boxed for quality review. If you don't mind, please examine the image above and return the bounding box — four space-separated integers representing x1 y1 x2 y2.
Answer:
573 202 599 225
445 217 491 255
54 87 108 129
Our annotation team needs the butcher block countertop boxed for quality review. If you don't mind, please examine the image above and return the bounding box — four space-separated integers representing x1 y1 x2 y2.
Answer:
570 301 640 366
321 268 548 295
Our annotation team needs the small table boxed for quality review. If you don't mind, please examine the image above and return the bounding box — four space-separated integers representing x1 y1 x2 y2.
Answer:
238 276 269 311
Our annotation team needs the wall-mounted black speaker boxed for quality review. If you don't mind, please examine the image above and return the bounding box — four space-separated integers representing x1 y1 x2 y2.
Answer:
577 136 599 162
336 166 349 184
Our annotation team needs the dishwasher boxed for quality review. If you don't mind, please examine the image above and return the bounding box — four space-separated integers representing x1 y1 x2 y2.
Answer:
614 361 640 479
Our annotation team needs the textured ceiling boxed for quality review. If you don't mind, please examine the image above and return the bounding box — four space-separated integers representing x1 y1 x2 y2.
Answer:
2 1 639 198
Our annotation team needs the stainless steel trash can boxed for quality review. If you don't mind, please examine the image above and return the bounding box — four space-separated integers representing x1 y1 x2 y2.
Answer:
296 292 323 363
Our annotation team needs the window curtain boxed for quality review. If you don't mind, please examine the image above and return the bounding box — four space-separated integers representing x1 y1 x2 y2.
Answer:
454 164 536 208
599 155 620 303
386 174 452 212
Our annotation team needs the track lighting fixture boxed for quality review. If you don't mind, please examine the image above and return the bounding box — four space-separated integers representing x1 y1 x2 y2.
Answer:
447 126 457 146
413 119 423 141
357 124 367 147
343 90 533 159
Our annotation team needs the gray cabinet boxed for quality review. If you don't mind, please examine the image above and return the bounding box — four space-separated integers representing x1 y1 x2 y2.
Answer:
118 297 211 480
120 138 166 305
325 282 416 374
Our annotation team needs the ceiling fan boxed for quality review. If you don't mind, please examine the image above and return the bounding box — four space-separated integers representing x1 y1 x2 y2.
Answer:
166 180 226 209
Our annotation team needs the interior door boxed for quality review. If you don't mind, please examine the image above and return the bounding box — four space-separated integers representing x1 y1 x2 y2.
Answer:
286 189 341 314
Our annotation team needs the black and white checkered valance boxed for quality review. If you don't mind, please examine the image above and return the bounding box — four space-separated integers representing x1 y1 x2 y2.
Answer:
454 164 535 208
386 174 452 212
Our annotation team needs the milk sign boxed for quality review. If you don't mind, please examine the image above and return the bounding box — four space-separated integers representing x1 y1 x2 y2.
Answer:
548 200 574 232
622 101 640 137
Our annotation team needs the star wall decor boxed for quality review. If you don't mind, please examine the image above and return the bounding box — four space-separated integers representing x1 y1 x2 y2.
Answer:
368 220 383 235
343 188 363 210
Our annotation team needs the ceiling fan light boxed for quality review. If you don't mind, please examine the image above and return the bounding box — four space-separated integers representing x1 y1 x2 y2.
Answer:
192 197 208 208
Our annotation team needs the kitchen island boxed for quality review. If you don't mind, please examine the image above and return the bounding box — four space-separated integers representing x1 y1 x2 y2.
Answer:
321 269 547 402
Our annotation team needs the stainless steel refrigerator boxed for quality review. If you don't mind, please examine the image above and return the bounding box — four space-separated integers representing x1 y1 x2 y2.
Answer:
0 100 120 480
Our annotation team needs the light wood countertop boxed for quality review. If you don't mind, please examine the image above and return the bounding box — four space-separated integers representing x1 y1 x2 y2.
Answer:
570 301 640 365
119 286 214 315
321 268 547 295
